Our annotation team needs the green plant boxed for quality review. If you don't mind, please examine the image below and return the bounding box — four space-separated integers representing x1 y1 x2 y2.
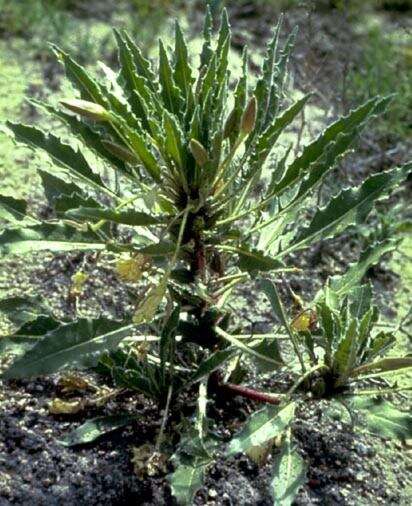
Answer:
1 8 411 504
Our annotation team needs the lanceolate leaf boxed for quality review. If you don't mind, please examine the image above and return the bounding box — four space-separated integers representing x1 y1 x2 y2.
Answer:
272 96 391 196
189 348 236 385
237 247 284 273
61 414 137 446
284 163 411 255
174 21 193 97
0 223 105 255
271 436 307 506
6 122 110 194
31 99 128 174
2 319 135 379
65 207 162 226
228 402 295 455
351 397 412 440
259 279 291 332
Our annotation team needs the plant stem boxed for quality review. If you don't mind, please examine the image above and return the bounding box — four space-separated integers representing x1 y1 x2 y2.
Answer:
220 382 283 405
155 384 173 452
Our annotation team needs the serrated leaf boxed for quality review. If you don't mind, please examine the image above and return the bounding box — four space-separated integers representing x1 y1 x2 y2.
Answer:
31 99 128 174
0 195 28 223
254 94 310 166
61 414 137 446
158 40 183 115
2 319 135 379
0 223 105 255
6 122 109 194
174 21 193 97
351 397 412 440
285 164 411 255
228 402 295 455
65 207 161 226
271 437 307 506
169 462 206 506
38 170 92 209
272 96 391 196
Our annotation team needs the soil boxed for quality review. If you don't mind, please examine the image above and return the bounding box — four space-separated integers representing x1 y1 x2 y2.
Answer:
1 1 411 505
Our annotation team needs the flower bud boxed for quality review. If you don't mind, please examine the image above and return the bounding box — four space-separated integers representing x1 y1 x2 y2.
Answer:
189 138 209 167
102 140 138 163
60 99 111 122
240 96 257 135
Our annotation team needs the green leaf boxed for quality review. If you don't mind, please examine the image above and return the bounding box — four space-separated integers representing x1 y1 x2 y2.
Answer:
259 279 291 332
272 96 391 196
285 164 411 255
254 94 310 166
174 21 193 97
329 240 397 297
271 437 307 506
189 348 236 385
2 319 135 379
0 296 52 327
6 122 109 194
228 402 295 455
169 462 206 506
352 357 412 378
61 414 137 446
0 195 29 223
158 40 183 115
237 247 284 273
251 339 284 373
351 397 412 440
31 99 128 174
0 223 105 255
51 44 107 104
38 170 92 209
65 207 161 226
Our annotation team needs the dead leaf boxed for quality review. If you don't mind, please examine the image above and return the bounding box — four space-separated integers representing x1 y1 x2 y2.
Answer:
132 444 168 477
57 373 92 393
48 398 86 415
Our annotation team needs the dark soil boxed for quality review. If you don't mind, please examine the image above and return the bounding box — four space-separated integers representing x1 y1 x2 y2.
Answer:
1 2 411 506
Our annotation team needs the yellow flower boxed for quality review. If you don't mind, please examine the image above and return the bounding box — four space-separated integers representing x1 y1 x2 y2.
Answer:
116 254 149 283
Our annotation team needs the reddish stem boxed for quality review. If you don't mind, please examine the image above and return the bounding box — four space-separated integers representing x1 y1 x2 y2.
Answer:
221 382 282 405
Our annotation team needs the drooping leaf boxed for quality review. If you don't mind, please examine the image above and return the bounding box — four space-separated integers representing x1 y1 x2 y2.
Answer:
61 414 137 446
65 207 161 226
31 99 129 174
228 402 295 455
6 122 110 194
0 296 52 327
0 223 105 255
270 436 307 506
2 319 135 379
351 397 412 440
0 195 29 223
